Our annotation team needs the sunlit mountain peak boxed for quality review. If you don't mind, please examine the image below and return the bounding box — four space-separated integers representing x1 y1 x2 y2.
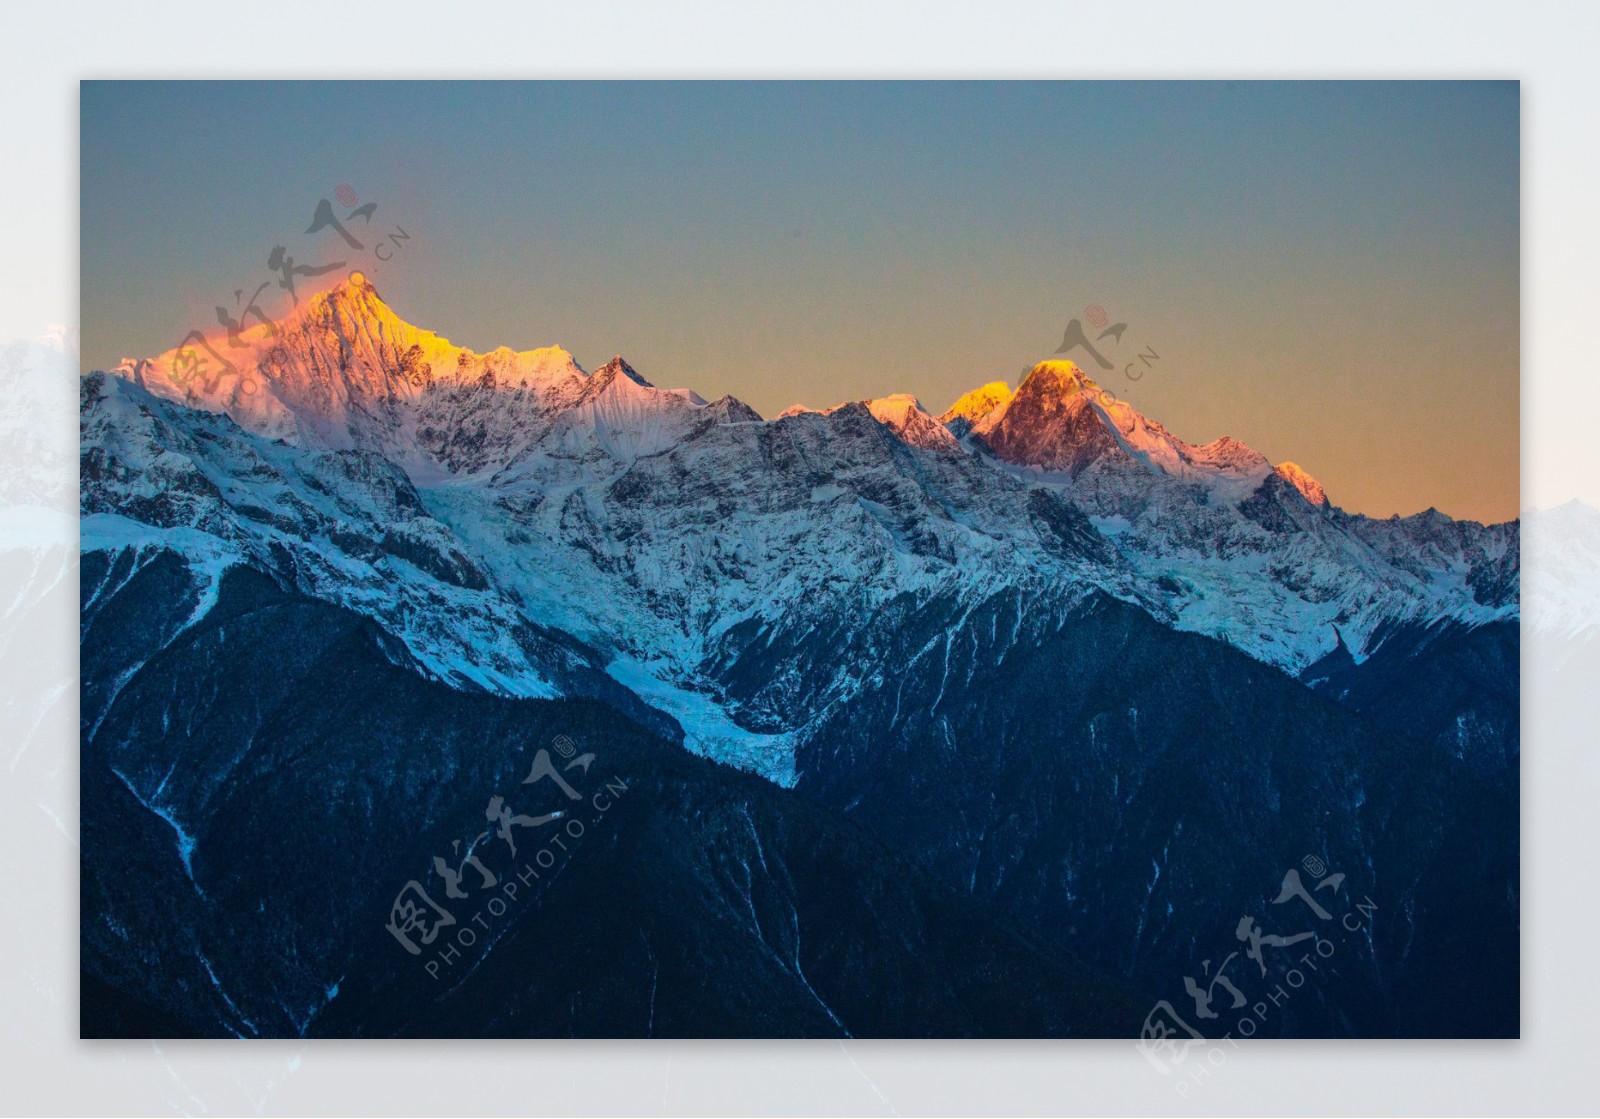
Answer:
1021 359 1101 393
1275 461 1330 507
938 381 1013 429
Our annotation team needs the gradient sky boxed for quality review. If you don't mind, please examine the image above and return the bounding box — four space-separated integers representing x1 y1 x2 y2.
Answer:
81 80 1519 522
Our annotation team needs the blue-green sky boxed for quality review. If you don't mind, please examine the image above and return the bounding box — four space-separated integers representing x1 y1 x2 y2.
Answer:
81 80 1519 520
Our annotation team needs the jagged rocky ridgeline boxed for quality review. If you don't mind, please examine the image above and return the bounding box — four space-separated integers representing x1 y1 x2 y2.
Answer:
101 276 1517 757
81 277 1519 1037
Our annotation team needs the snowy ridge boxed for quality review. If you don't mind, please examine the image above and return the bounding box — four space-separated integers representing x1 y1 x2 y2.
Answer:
1275 461 1329 508
82 372 582 699
776 393 961 454
974 360 1275 498
87 279 1520 780
939 381 1013 431
1525 499 1600 641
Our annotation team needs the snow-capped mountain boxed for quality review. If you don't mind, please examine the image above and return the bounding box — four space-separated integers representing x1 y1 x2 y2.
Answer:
938 380 1013 435
80 277 1521 1039
1274 460 1329 508
1525 499 1600 642
4 326 77 513
86 277 1516 779
970 360 1278 495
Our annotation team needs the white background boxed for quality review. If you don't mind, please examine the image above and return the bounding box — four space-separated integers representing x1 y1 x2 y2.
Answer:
2 1 1593 1114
